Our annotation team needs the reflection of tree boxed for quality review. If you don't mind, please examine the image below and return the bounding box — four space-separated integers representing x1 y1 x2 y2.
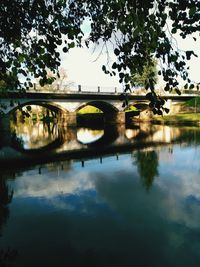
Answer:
10 113 61 150
0 175 13 236
133 150 159 191
0 247 18 266
11 130 25 149
0 174 17 266
175 128 200 146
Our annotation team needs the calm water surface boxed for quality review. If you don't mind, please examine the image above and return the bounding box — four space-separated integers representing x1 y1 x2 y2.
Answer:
0 120 200 267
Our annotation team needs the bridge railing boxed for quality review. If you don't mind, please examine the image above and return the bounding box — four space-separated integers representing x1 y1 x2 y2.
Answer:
26 84 150 95
27 83 124 94
3 83 200 96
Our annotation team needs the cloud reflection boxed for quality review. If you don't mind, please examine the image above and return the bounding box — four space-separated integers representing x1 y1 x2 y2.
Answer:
2 144 200 267
11 145 200 232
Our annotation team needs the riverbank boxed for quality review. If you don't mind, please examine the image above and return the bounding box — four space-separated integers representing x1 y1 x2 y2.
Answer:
151 113 200 126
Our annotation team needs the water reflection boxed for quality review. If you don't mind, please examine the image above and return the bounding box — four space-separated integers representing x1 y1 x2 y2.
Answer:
125 123 181 143
0 174 13 235
9 105 61 150
11 121 61 150
0 139 200 266
0 173 17 266
77 128 104 144
133 149 159 191
0 116 200 170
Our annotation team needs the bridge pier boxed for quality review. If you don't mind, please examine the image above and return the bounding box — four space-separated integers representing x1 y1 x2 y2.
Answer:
58 111 77 127
104 111 125 124
58 111 126 126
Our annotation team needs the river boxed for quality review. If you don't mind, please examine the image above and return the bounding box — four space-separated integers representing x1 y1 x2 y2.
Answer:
0 118 200 267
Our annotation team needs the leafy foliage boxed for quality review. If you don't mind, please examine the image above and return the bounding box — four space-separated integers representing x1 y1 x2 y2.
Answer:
131 59 158 87
1 0 200 113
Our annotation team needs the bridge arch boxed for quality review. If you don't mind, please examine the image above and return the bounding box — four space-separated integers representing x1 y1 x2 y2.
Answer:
76 100 126 125
76 100 119 113
128 101 149 111
7 100 70 115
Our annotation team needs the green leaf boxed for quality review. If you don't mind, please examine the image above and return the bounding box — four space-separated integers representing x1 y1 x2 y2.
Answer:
171 28 177 34
112 62 117 69
26 105 32 111
119 72 124 79
63 47 68 53
189 6 196 17
69 42 75 48
175 88 181 95
114 48 120 56
164 108 170 114
102 65 106 72
164 83 170 91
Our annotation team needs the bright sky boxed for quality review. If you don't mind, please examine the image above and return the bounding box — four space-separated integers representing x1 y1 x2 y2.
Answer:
60 19 121 90
62 37 200 89
60 47 121 88
60 19 200 90
174 34 200 84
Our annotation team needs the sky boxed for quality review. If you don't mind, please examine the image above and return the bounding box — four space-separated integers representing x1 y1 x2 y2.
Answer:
60 47 121 89
59 20 200 91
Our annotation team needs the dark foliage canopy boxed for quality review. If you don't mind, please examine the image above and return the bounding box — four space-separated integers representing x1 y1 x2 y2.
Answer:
0 0 200 113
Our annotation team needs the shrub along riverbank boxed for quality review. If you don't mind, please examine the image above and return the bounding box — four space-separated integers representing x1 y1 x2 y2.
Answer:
154 97 200 125
152 113 200 126
132 97 200 126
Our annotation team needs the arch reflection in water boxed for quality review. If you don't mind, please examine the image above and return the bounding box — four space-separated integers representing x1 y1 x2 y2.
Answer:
10 105 63 151
77 125 119 147
77 128 104 145
125 123 182 144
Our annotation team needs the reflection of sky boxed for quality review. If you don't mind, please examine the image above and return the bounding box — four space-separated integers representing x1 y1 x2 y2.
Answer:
77 128 104 144
1 144 200 266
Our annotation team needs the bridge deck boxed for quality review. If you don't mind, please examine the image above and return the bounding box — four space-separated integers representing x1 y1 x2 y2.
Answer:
0 91 196 102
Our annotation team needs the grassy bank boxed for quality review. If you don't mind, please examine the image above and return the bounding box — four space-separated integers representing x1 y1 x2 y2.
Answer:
78 105 102 114
153 113 200 125
185 97 200 107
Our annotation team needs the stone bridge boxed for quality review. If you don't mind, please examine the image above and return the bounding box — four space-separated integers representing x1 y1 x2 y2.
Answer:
0 91 195 125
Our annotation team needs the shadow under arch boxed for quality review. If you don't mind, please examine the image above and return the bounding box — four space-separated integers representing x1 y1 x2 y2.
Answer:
130 102 149 111
76 100 119 113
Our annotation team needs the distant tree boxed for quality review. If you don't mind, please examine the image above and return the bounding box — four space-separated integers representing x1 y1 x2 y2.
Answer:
0 0 200 113
34 68 74 91
131 59 158 88
0 74 18 92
